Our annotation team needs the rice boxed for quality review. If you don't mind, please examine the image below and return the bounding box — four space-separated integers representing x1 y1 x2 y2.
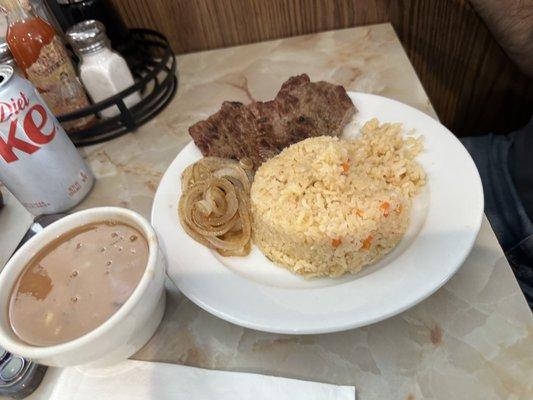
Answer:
250 118 425 278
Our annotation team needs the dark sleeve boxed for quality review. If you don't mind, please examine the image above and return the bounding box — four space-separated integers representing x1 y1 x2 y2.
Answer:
509 117 533 221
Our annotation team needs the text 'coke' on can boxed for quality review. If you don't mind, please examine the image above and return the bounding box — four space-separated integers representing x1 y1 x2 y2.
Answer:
0 64 94 215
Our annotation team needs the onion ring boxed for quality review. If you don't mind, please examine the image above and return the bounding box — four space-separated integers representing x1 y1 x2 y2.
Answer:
178 158 253 256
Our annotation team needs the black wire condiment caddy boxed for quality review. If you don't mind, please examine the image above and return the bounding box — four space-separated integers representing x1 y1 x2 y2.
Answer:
58 29 177 147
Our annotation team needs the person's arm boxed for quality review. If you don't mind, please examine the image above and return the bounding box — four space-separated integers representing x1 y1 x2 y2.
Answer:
469 0 533 78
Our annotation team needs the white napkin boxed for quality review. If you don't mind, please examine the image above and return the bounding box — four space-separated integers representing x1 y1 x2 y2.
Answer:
48 360 355 400
0 189 33 270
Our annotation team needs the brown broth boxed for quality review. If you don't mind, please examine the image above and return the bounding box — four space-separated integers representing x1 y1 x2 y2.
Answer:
8 221 148 347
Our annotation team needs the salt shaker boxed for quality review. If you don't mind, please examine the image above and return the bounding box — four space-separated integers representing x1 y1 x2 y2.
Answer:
66 19 141 118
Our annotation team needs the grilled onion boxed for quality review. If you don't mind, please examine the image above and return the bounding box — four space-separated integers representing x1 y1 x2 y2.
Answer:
178 158 252 256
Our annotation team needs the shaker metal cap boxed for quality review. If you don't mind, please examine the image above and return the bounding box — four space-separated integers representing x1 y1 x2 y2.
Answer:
0 39 14 64
0 41 11 58
66 20 109 54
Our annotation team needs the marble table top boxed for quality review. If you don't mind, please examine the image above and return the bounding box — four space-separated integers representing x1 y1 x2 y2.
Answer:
19 23 533 399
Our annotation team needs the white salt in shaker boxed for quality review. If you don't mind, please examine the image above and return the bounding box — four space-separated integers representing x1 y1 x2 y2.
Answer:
66 20 140 118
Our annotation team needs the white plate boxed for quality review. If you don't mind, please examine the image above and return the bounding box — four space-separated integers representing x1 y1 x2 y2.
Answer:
151 93 484 334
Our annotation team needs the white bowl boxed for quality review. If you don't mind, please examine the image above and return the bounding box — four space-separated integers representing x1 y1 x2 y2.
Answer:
0 207 166 367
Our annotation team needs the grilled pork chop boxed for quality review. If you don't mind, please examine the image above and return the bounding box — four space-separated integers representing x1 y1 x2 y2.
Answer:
188 74 357 169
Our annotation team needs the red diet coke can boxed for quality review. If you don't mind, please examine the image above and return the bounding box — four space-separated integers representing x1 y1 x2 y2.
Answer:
0 65 94 215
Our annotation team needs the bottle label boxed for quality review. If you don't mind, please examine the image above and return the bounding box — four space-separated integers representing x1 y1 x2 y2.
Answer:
25 36 92 129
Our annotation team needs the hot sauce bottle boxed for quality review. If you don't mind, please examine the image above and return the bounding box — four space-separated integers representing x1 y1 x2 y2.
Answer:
2 0 95 132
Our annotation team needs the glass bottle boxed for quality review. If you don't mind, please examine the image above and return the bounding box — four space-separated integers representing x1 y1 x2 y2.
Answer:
3 0 95 132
